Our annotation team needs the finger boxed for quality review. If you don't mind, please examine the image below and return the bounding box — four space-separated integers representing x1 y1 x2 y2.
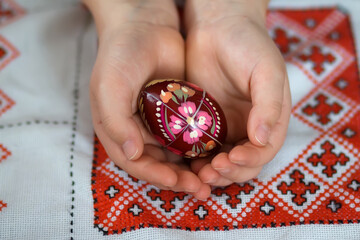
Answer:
190 143 234 175
91 79 144 161
91 28 185 161
248 54 286 146
94 123 178 187
229 77 291 167
133 114 160 146
124 154 178 187
198 162 233 186
120 145 181 187
191 183 212 201
136 146 205 194
190 157 211 174
171 169 202 193
211 153 263 183
90 40 153 160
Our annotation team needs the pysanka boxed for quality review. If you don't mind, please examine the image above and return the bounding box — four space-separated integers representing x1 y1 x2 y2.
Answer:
138 79 227 159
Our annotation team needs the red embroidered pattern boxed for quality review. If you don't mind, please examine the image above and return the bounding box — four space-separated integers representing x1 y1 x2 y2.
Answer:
0 200 6 212
0 144 10 212
0 0 24 215
0 144 10 163
0 35 19 71
0 0 25 28
92 8 360 234
0 117 12 214
0 89 15 117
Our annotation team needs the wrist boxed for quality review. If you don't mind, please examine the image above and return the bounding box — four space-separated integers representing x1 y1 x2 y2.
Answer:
185 0 269 31
82 0 180 36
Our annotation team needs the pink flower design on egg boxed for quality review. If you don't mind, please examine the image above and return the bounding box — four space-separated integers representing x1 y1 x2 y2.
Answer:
183 128 203 144
169 115 186 134
168 101 213 145
178 101 197 118
196 111 212 131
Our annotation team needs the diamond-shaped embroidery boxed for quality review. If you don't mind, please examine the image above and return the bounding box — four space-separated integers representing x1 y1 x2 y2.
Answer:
328 107 360 154
297 45 336 75
279 8 336 31
299 136 358 184
143 185 190 218
267 10 313 42
175 198 232 229
0 0 25 28
211 181 261 218
92 158 149 234
299 188 360 222
0 89 15 117
334 161 360 200
91 7 360 234
269 26 303 56
292 41 352 83
0 35 19 71
271 164 324 213
293 89 351 132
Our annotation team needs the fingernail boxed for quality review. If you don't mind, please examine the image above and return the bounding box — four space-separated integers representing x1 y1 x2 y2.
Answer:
255 124 270 146
122 140 138 160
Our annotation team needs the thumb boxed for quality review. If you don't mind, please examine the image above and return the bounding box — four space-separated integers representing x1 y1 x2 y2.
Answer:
247 57 286 146
90 63 145 161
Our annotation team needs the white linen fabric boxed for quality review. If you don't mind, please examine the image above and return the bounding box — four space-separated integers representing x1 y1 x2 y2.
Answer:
0 0 360 239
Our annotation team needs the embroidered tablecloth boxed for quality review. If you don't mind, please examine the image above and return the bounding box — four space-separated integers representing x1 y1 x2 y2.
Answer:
0 0 360 239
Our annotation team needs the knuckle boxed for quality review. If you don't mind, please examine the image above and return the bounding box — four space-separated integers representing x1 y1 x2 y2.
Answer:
264 100 283 124
101 115 125 143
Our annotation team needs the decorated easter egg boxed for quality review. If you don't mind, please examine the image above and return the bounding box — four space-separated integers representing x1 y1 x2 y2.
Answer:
138 79 227 159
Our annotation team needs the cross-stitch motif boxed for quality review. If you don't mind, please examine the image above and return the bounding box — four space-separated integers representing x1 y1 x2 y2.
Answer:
0 200 6 212
92 8 360 235
277 170 320 206
0 144 10 212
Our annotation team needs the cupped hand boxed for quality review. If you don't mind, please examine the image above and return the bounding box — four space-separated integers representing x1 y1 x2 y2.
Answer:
185 0 291 186
84 0 211 200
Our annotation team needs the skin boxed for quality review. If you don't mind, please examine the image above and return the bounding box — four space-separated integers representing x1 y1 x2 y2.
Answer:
83 0 211 200
82 0 291 199
185 0 291 186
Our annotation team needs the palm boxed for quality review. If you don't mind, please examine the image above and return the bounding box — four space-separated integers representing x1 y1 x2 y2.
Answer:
187 19 263 143
186 17 291 185
91 22 213 198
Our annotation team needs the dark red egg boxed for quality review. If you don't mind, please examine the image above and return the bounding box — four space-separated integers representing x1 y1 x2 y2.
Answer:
138 79 227 159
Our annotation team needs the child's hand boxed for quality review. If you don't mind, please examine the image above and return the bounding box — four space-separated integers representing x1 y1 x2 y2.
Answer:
84 0 211 200
185 0 291 186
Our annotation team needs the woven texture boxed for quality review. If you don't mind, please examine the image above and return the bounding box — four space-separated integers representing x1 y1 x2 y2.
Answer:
0 0 360 239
